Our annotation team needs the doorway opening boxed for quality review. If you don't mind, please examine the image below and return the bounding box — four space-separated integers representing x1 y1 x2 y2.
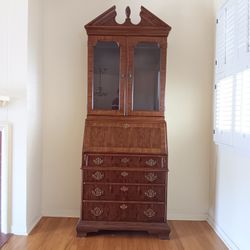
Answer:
0 124 11 247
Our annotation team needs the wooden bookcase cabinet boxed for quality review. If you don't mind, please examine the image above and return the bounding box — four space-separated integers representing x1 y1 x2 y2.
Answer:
77 6 172 239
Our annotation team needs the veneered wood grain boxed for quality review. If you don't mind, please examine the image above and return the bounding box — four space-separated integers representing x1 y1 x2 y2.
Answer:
84 154 167 168
82 202 166 223
82 168 167 184
83 119 167 154
79 6 171 239
83 183 165 202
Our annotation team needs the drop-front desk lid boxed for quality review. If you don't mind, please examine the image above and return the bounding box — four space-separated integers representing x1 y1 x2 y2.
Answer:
83 118 167 155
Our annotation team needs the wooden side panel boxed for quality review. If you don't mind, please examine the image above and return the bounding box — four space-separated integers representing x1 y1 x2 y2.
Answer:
83 119 167 154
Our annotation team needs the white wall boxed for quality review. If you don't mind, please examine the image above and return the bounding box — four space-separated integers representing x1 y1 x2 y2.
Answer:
0 0 28 234
209 146 250 250
0 0 43 234
26 0 43 233
42 0 214 219
208 1 250 249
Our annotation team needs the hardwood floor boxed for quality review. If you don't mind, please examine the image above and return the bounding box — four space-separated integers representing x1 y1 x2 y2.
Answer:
0 233 12 248
2 217 228 250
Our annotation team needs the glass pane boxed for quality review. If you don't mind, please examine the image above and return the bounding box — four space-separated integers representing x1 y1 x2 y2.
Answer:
133 42 161 111
93 41 120 110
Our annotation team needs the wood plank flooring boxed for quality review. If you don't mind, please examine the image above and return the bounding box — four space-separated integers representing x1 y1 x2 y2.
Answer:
2 217 228 250
0 233 12 248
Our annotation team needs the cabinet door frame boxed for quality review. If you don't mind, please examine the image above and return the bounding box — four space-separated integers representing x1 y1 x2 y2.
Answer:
126 37 167 117
87 36 126 116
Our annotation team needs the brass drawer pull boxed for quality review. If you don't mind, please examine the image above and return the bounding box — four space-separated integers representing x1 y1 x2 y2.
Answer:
91 187 104 197
144 208 156 218
91 207 103 217
145 173 158 182
93 157 103 165
121 171 128 177
120 186 128 192
123 123 129 129
121 157 130 164
145 159 157 167
120 204 128 210
144 189 156 198
92 171 104 181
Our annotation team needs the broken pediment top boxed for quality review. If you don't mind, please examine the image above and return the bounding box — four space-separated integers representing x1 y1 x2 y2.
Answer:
85 6 171 37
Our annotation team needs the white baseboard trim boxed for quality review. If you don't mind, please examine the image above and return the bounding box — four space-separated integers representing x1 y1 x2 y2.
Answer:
42 209 79 218
11 216 42 235
42 211 208 221
11 225 28 236
42 210 208 221
168 212 208 221
207 215 240 250
27 215 42 234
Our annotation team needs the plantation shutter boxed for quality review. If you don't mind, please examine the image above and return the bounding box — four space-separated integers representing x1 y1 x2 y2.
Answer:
235 0 250 71
237 0 249 60
248 0 250 56
216 0 236 76
224 0 236 71
215 0 250 150
216 9 226 75
214 76 234 145
234 69 250 149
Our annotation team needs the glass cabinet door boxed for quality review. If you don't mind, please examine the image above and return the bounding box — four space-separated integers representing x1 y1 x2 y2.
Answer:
88 37 126 115
127 37 166 116
133 42 160 111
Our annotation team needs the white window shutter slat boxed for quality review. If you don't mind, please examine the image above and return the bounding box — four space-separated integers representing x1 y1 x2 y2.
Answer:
216 9 226 74
225 3 235 65
248 0 250 54
216 0 236 76
214 76 234 145
234 69 250 150
225 0 236 70
237 0 249 59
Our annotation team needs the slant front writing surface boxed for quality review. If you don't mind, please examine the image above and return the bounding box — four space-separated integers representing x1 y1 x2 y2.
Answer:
93 41 120 110
133 42 161 111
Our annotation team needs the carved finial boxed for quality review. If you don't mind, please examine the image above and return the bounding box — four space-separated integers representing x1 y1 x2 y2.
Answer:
125 7 131 19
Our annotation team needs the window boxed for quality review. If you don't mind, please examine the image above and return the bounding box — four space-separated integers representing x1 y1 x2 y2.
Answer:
214 76 233 145
214 0 250 150
234 69 250 149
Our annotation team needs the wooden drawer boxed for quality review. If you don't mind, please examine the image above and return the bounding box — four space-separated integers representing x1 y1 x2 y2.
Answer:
113 155 165 168
84 154 167 169
83 184 165 202
83 169 166 184
82 202 165 222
